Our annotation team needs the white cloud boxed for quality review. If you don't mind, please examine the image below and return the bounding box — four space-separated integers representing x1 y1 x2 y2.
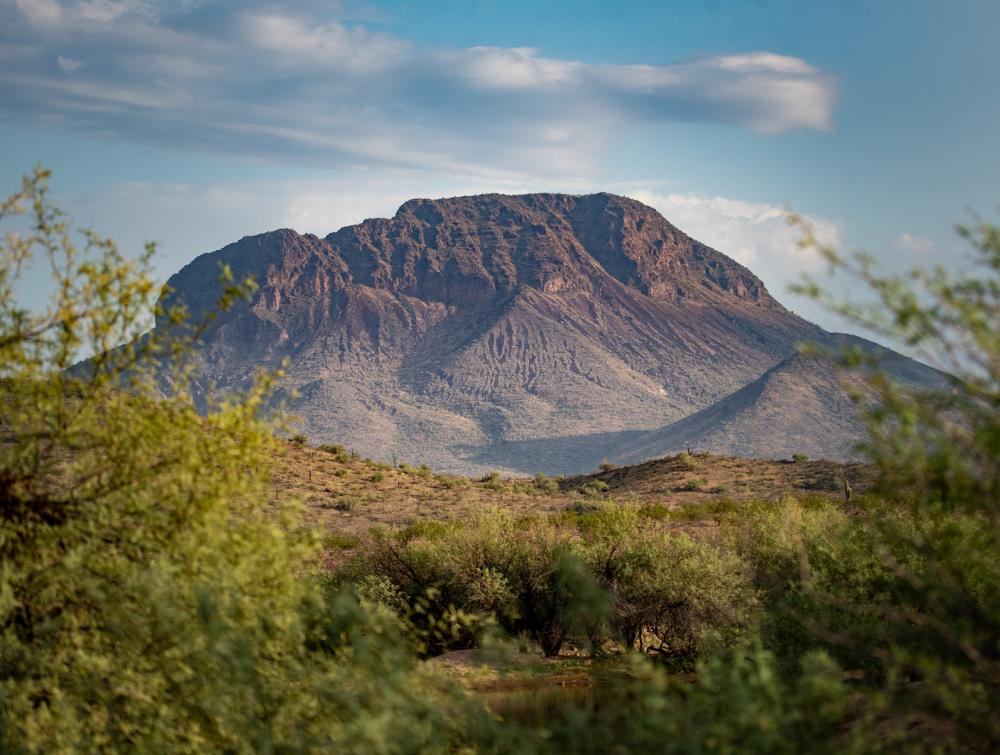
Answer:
624 189 841 306
75 0 149 23
239 12 408 72
3 2 837 175
449 47 581 90
56 54 81 72
15 0 63 26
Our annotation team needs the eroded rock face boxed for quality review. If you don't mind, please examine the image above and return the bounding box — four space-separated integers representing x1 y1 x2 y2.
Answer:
156 192 934 474
322 193 776 307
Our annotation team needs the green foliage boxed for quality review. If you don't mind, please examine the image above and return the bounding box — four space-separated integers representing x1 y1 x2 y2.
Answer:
435 473 463 489
577 479 610 497
479 470 504 490
334 495 361 511
681 476 707 491
792 452 809 463
676 451 697 470
370 471 385 483
533 471 560 495
289 433 308 445
317 443 350 463
542 648 856 755
783 215 1000 748
0 169 500 753
791 214 999 512
575 506 756 667
323 532 360 551
343 507 751 663
599 458 616 472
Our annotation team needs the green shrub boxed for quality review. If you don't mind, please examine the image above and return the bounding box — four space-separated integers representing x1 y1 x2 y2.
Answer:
578 479 610 497
479 471 504 490
370 471 385 483
343 506 752 664
533 472 561 495
676 451 697 470
792 452 809 463
289 433 308 445
335 495 361 511
681 477 707 491
318 443 350 462
324 532 361 551
436 474 462 489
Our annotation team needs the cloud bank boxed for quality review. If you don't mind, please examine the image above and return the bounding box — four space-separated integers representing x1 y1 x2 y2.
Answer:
2 0 836 177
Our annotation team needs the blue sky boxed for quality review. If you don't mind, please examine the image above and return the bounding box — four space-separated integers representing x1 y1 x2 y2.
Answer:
1 0 998 331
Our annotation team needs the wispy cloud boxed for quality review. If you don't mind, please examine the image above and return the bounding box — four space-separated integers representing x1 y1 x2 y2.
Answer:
625 189 840 301
56 54 81 72
2 0 837 177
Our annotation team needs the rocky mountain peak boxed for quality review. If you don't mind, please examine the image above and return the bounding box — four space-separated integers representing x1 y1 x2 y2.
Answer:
152 192 938 475
322 192 779 308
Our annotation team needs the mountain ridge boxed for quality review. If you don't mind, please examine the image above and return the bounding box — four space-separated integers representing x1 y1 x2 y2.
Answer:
158 192 940 474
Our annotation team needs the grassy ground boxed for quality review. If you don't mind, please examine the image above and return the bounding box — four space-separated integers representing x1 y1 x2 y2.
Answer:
269 441 874 563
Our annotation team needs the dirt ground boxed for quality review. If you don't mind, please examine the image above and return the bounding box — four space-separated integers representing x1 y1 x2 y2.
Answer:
270 442 873 537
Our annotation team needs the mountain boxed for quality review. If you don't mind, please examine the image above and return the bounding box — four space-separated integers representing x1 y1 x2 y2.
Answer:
159 192 939 474
611 351 870 463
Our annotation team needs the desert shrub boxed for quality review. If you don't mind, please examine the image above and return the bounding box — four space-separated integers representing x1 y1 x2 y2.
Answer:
370 471 385 483
576 506 756 667
578 479 610 497
318 443 351 463
676 451 697 470
533 472 561 495
436 474 463 489
344 511 612 657
334 495 361 511
396 462 433 477
681 476 707 491
599 458 617 472
792 452 809 463
479 470 504 490
562 500 603 517
343 515 511 654
289 433 308 444
747 213 1000 748
346 506 755 664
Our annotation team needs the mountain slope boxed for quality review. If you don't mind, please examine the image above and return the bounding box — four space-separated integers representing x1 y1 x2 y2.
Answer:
158 192 938 474
611 352 870 463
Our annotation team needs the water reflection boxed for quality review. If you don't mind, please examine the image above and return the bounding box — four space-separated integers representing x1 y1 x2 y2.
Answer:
482 682 598 725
